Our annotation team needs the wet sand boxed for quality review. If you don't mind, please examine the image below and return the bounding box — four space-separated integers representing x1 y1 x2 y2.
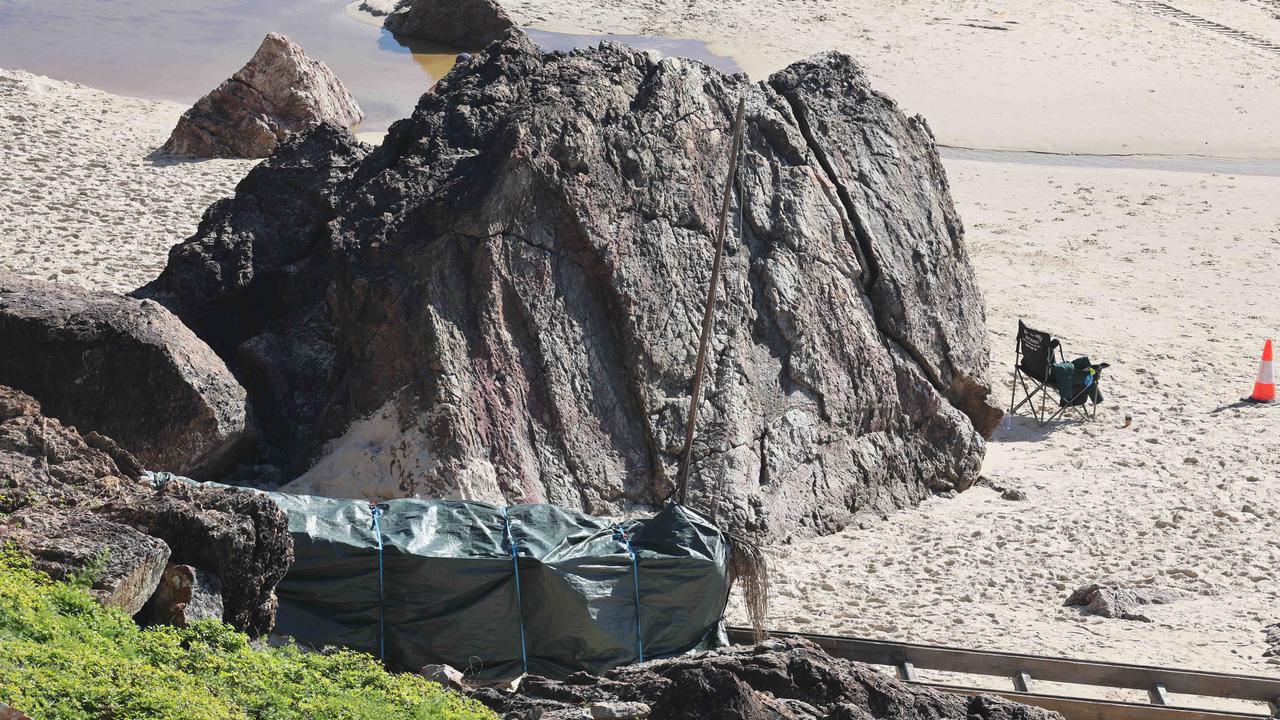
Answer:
0 0 737 138
0 0 463 135
502 0 1280 158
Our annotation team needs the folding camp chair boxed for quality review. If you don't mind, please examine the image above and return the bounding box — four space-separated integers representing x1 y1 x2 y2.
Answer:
1009 320 1108 425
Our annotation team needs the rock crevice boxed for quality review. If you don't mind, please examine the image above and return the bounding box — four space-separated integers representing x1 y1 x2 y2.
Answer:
472 638 1061 720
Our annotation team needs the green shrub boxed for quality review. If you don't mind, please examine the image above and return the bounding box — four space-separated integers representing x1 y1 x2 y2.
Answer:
0 550 497 720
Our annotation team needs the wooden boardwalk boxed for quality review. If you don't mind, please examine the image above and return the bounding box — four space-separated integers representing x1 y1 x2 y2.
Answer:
726 627 1280 720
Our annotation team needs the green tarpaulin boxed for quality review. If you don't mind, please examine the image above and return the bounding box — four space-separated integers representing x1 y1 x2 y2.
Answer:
266 493 732 680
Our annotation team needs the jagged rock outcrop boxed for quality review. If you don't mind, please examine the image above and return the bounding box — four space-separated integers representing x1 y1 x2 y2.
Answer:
0 386 291 635
162 33 362 159
0 275 250 479
471 638 1060 720
12 507 171 615
139 34 1000 542
384 0 516 48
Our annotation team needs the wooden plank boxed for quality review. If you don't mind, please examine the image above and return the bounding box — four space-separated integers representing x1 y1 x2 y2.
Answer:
925 683 1269 720
727 628 1280 703
1015 671 1033 693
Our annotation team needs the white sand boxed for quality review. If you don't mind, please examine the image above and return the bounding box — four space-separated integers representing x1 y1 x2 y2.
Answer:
495 0 1280 675
730 157 1280 676
2 0 1278 682
0 69 254 293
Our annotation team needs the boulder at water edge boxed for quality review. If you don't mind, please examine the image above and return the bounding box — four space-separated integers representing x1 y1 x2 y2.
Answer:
384 0 517 48
140 34 1002 542
162 33 363 159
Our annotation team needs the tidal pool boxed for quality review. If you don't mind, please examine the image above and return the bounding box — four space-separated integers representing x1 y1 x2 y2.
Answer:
0 0 738 136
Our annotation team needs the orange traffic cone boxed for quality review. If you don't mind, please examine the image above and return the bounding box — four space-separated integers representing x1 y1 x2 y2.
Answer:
1249 339 1275 403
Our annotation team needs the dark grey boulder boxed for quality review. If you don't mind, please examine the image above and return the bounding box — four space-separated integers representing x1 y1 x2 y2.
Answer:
0 385 291 636
139 35 1000 542
0 275 250 479
1065 583 1182 622
472 637 1060 720
384 0 517 48
140 563 225 627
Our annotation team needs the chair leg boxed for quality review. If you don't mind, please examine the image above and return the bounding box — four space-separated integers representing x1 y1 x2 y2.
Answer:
1011 376 1049 418
1009 366 1019 419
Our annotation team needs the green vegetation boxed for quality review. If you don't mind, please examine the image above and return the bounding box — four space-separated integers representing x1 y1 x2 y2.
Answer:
0 550 496 720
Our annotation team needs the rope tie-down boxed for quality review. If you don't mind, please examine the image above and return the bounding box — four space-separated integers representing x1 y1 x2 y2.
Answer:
369 502 389 661
614 524 645 662
502 506 530 675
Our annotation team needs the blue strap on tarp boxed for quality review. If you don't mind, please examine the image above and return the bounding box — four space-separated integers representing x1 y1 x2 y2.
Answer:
370 503 387 661
502 506 529 675
614 524 644 662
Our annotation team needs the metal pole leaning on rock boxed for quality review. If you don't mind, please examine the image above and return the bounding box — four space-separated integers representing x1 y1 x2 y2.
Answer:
677 96 747 507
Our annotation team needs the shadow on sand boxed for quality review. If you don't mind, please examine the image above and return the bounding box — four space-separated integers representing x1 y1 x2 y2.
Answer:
143 146 234 167
1208 398 1276 415
991 413 1085 443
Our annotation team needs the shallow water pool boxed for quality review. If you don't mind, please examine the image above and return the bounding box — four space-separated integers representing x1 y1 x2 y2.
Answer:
0 0 738 135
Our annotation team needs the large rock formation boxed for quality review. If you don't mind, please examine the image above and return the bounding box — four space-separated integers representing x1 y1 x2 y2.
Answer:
0 386 291 635
0 275 250 479
162 33 363 159
472 638 1060 720
384 0 517 48
139 34 1001 542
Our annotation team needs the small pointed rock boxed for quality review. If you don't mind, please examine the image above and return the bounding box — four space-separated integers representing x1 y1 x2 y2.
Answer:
162 33 362 159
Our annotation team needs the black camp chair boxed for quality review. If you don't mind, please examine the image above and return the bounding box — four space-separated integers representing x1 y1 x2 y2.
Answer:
1009 320 1108 425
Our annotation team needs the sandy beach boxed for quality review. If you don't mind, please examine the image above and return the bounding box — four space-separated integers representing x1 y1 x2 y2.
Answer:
0 0 1277 687
731 157 1280 678
0 69 254 293
502 0 1280 158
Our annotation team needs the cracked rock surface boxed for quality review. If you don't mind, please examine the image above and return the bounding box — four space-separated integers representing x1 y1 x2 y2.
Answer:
0 385 291 635
140 33 999 542
0 274 251 479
